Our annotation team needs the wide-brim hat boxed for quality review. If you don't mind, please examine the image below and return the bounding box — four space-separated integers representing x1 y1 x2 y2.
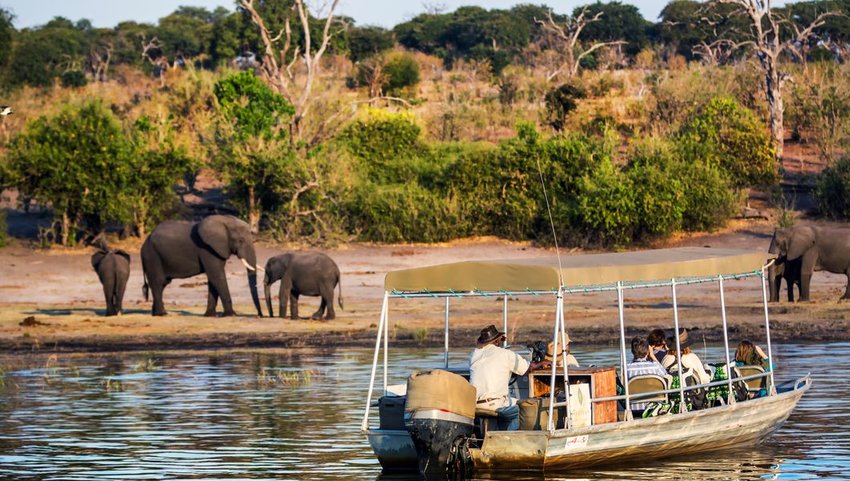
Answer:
477 325 505 346
675 329 693 349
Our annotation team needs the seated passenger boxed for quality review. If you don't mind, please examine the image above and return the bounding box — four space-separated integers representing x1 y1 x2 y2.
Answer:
544 337 579 368
469 324 550 430
647 328 668 361
661 329 711 385
735 339 771 398
626 336 667 417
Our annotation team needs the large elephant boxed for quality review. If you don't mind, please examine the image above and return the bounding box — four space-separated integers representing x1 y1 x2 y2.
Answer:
768 225 850 301
141 215 263 317
91 241 130 316
263 252 343 320
767 248 801 302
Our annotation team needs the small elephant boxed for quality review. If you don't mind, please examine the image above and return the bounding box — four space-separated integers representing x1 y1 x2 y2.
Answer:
91 241 131 316
768 253 802 302
263 252 343 320
769 225 850 301
141 215 264 317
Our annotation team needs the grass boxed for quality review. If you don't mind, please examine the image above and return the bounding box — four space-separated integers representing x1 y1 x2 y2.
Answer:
256 368 320 386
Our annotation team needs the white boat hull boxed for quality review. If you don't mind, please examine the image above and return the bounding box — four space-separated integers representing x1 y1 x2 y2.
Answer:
367 376 810 473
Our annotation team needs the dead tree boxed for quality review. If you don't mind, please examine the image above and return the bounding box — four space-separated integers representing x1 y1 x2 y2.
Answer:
535 7 626 81
239 0 344 149
89 41 113 82
712 0 836 159
140 35 169 88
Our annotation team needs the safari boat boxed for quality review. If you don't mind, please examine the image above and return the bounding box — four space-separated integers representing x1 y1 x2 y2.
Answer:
361 247 811 476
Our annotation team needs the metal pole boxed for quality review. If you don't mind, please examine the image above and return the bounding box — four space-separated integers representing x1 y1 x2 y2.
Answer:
718 275 734 404
560 294 571 430
383 292 389 393
617 281 631 419
761 267 777 394
547 290 562 433
444 297 450 369
671 278 686 413
503 294 509 348
362 292 388 431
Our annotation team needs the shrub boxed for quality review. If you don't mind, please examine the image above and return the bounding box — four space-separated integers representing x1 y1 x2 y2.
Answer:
573 158 637 247
383 52 421 95
60 70 87 88
816 156 850 219
340 109 429 183
678 97 778 190
675 160 738 231
544 83 586 132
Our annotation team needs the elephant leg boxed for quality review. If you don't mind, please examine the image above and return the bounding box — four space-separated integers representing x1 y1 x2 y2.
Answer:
278 282 287 319
311 298 326 320
115 276 128 315
785 276 795 303
204 283 219 317
843 271 850 300
290 293 300 320
207 267 235 317
799 272 812 302
321 285 335 320
151 281 167 316
102 278 117 316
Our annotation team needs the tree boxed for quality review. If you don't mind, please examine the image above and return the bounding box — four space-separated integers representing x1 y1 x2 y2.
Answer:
0 8 14 69
535 6 626 80
214 71 295 233
347 25 394 62
239 0 345 149
576 1 651 56
709 0 838 159
3 102 133 245
7 18 91 87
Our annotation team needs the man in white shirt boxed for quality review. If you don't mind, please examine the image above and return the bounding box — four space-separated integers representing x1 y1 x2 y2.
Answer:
469 325 550 430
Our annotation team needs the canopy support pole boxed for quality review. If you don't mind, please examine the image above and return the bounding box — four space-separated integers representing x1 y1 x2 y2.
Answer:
560 293 572 430
719 275 734 404
617 281 631 420
383 291 389 393
547 289 564 433
444 297 450 369
671 278 687 413
503 295 509 348
362 291 388 431
761 266 777 394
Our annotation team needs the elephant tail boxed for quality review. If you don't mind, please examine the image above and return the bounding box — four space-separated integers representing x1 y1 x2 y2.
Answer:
337 274 344 311
142 271 150 302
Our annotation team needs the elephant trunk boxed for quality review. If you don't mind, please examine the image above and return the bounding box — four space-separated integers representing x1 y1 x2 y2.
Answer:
264 272 274 318
768 262 780 302
239 247 263 317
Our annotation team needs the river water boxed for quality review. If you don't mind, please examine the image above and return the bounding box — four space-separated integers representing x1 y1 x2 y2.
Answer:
0 343 848 480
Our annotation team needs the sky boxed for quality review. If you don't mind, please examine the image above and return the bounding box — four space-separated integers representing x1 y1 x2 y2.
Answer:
1 0 680 30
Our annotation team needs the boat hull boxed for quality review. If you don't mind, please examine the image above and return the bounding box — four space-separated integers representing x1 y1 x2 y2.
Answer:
368 376 810 473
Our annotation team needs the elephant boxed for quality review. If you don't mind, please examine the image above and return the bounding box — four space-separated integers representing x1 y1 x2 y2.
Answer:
141 215 264 317
91 240 130 316
263 252 343 320
768 225 850 302
767 251 801 303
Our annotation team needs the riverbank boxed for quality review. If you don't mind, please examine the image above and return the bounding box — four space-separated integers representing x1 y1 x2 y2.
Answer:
1 219 849 353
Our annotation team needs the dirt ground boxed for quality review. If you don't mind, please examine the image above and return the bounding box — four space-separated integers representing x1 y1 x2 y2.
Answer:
1 218 849 353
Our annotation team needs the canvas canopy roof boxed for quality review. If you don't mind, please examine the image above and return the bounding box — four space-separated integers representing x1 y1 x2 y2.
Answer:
384 247 772 293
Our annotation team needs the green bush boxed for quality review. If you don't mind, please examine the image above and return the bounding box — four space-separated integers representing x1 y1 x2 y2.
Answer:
678 97 777 190
60 70 87 88
573 158 637 247
544 83 586 132
347 182 463 242
816 156 850 219
383 53 421 95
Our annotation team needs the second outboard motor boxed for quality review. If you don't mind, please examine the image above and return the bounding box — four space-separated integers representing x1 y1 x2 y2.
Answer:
404 369 476 477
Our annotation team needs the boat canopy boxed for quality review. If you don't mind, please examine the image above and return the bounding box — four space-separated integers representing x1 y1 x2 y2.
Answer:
384 247 772 293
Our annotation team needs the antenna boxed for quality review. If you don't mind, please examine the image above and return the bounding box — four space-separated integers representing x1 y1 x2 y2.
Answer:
535 157 564 286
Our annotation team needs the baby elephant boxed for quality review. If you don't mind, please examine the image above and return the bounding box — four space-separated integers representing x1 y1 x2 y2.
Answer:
263 252 343 320
91 242 131 316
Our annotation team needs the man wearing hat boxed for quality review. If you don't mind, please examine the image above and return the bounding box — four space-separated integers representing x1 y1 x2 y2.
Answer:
660 328 711 385
469 325 550 430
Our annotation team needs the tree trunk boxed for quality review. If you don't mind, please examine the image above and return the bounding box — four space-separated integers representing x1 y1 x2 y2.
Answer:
248 185 261 234
61 210 70 247
765 60 785 160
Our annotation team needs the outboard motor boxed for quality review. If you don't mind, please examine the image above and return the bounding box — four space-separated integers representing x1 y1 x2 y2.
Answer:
404 369 476 477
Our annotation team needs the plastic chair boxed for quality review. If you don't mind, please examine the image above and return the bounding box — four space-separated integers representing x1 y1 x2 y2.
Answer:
734 365 767 396
627 374 669 405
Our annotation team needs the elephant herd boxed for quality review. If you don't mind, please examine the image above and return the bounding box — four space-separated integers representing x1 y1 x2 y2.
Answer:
91 215 343 319
768 225 850 303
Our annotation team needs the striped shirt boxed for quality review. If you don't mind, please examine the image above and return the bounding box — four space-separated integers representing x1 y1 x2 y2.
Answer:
626 359 668 413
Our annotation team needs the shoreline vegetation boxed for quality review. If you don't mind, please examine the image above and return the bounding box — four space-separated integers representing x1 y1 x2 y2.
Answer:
2 4 850 353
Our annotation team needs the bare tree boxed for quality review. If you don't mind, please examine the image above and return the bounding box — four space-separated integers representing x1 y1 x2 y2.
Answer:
240 0 345 149
711 0 836 158
535 7 626 81
89 40 113 82
140 35 169 88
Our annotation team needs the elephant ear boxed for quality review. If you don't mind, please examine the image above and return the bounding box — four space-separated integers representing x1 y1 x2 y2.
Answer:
91 251 107 269
115 249 131 264
198 216 231 259
787 227 816 261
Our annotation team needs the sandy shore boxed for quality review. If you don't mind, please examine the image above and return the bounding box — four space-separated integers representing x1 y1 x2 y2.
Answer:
1 219 849 353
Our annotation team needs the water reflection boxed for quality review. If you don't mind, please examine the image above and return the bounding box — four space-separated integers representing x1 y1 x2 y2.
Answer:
0 343 847 480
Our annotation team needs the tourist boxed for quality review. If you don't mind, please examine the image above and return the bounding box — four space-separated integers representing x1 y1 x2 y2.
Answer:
661 329 711 385
647 328 668 361
626 336 668 416
543 336 579 368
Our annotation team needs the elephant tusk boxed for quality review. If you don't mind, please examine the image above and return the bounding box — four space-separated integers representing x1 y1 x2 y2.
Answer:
762 258 776 270
240 258 265 272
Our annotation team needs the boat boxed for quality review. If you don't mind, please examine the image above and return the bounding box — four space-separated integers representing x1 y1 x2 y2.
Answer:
361 247 811 476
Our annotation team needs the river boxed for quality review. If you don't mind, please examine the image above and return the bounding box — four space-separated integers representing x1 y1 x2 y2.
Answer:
0 343 848 480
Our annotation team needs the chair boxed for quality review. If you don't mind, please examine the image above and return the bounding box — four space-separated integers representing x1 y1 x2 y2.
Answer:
627 374 669 405
734 365 767 396
475 405 500 436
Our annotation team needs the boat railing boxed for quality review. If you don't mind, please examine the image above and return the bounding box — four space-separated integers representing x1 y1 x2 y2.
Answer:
545 370 773 416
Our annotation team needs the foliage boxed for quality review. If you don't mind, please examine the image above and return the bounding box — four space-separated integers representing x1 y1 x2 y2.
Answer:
0 8 14 70
214 70 294 139
0 209 7 247
545 83 586 132
787 67 850 163
7 20 91 87
678 97 777 190
383 52 421 95
576 1 651 55
340 109 427 180
60 70 87 88
816 156 850 219
348 26 395 62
